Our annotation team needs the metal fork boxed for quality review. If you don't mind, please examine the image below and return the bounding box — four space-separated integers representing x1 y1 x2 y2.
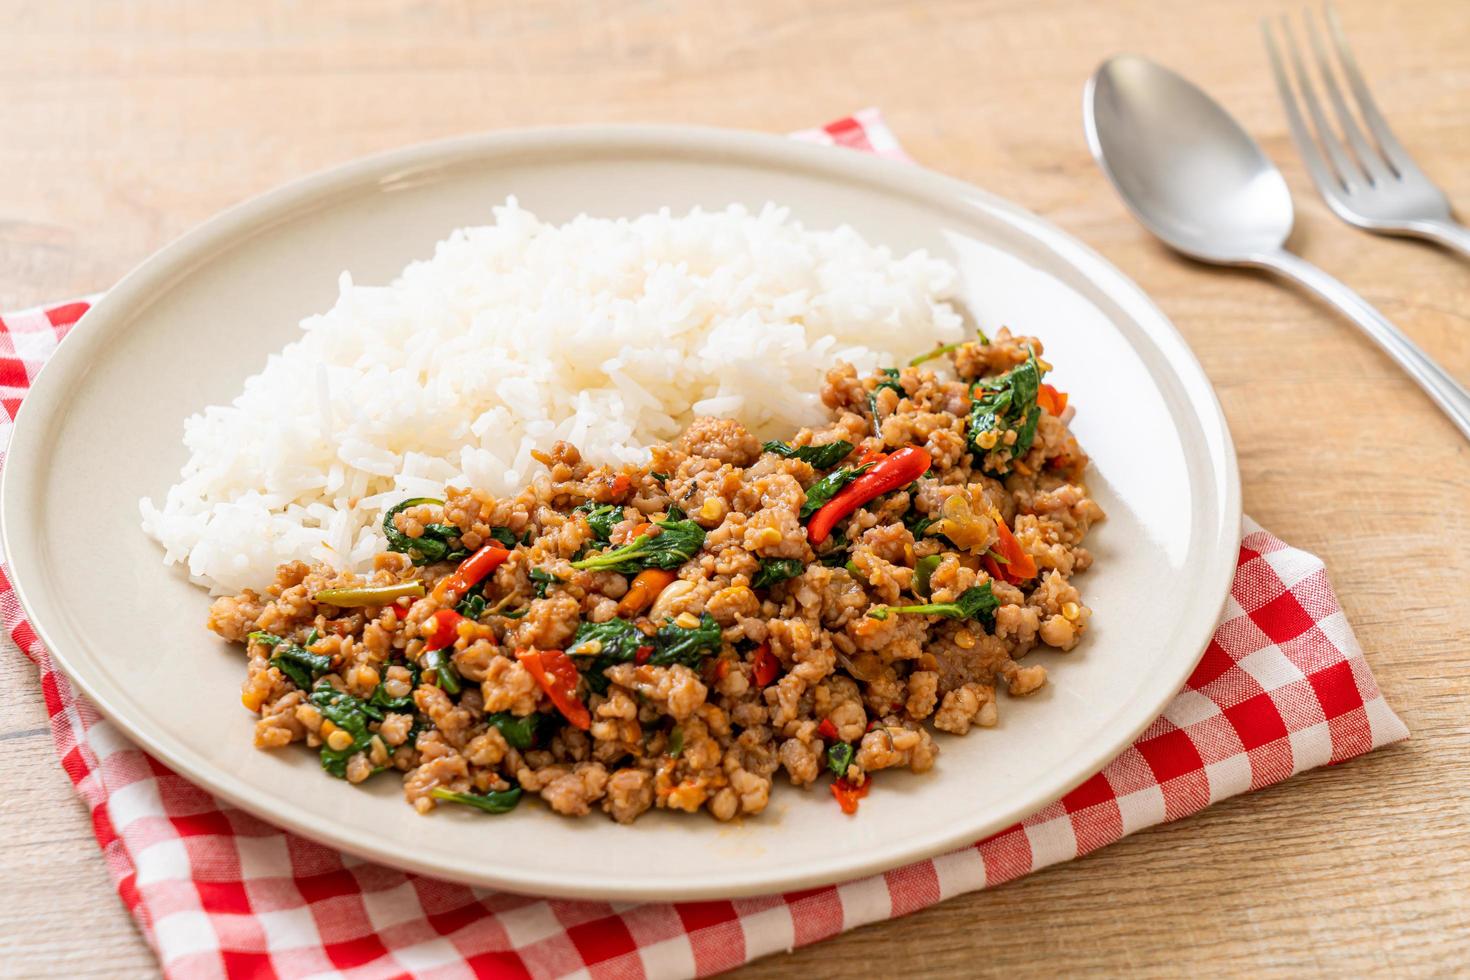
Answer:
1262 5 1470 256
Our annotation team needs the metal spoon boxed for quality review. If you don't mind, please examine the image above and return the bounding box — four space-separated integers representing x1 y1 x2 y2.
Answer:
1084 54 1470 441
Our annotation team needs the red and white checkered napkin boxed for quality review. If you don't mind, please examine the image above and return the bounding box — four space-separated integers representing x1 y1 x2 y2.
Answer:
0 113 1408 980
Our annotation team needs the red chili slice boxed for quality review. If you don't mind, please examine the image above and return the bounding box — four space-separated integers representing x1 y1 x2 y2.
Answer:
752 642 780 688
1037 383 1068 416
831 776 871 815
516 649 590 730
703 658 731 685
432 544 510 604
818 718 839 741
991 519 1038 583
619 569 677 617
425 608 464 650
806 446 931 546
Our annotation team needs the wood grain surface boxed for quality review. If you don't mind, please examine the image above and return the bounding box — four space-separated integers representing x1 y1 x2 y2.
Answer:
2 1 1467 976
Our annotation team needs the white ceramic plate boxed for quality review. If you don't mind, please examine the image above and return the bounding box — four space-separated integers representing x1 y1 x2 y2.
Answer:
2 126 1239 901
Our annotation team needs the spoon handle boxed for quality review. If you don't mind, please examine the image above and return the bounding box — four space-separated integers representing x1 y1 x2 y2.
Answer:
1260 250 1470 443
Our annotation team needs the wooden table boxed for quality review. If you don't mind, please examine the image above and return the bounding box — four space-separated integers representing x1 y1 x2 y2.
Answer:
2 1 1467 975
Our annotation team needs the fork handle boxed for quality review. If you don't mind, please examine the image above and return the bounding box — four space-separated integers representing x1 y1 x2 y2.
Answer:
1259 250 1470 443
1409 219 1470 259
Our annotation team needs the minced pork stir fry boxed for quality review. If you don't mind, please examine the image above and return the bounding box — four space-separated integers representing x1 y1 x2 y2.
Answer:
208 328 1104 822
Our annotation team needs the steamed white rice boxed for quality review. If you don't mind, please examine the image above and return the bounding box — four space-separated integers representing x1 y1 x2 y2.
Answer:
141 199 964 593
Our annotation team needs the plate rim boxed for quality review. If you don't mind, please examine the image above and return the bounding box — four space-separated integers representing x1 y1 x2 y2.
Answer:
2 122 1242 900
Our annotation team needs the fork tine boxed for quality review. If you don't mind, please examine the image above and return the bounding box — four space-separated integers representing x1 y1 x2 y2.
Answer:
1262 18 1347 196
1324 2 1415 176
1304 8 1393 184
1279 17 1366 189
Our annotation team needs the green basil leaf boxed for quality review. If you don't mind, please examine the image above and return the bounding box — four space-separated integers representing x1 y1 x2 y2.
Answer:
430 785 522 814
760 440 854 470
752 558 805 589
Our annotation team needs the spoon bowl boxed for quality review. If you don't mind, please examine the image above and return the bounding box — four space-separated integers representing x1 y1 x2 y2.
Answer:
1082 53 1470 441
1085 55 1295 264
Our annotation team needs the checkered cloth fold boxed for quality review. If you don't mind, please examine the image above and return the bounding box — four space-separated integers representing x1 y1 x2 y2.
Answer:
0 112 1406 979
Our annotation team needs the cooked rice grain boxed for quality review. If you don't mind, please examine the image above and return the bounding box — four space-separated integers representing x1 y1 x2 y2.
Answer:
141 201 964 592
